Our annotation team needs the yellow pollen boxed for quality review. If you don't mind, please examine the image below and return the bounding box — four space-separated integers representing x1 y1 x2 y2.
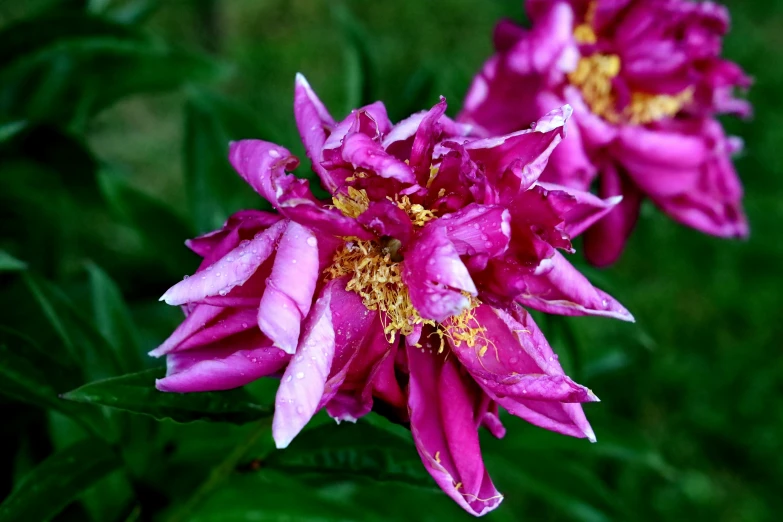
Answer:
327 184 479 345
394 195 437 227
568 0 692 125
332 186 369 218
325 239 429 343
426 164 440 188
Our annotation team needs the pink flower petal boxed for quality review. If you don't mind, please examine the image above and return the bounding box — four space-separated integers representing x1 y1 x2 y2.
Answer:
257 222 320 354
272 283 335 449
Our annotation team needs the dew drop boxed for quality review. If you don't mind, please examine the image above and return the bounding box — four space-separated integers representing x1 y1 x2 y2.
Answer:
268 149 281 158
285 375 292 382
183 274 190 280
242 322 248 328
306 236 317 247
296 372 305 380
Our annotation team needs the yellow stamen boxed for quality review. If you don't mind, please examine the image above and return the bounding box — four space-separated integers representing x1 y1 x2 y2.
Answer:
328 183 479 345
332 186 369 218
394 195 437 227
325 238 433 343
568 0 692 125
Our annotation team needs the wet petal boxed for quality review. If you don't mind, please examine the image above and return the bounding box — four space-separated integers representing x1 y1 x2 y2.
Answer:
294 73 339 191
517 249 635 321
160 220 287 306
403 225 477 322
272 285 335 449
438 204 511 259
229 140 371 239
156 332 288 392
466 105 570 185
407 341 503 516
258 222 320 354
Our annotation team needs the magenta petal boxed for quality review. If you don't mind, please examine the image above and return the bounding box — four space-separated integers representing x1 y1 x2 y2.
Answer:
257 222 320 354
294 74 338 191
150 304 223 357
229 140 371 239
409 97 448 181
340 132 416 185
613 126 706 198
584 164 643 267
151 306 258 357
160 220 286 306
272 283 335 449
447 305 597 440
536 181 623 238
466 105 570 184
518 249 634 321
407 342 503 516
403 224 476 322
446 305 598 404
439 203 511 258
356 200 414 245
319 278 378 409
156 332 288 393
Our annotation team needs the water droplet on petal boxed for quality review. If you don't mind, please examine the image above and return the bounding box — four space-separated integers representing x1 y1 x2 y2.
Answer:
296 372 305 380
242 322 248 328
306 236 317 247
183 274 190 280
285 375 292 382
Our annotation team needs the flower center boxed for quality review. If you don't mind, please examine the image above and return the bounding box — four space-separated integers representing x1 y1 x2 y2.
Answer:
326 186 483 346
568 1 693 125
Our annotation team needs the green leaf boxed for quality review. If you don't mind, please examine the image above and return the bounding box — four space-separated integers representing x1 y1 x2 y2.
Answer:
183 89 273 233
0 328 106 436
332 4 375 112
0 14 228 126
0 250 26 271
84 261 143 373
98 167 197 277
0 438 121 522
185 470 364 522
62 368 274 424
0 120 27 143
24 273 122 380
265 419 434 488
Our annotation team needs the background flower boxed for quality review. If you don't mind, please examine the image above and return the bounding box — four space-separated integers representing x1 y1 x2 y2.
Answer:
460 0 751 265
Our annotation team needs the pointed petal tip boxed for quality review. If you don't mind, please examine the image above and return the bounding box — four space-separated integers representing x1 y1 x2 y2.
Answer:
606 195 624 206
273 434 292 450
585 425 597 443
294 72 309 87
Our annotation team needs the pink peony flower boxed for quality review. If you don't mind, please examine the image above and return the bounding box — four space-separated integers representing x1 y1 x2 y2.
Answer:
460 0 751 266
153 74 633 516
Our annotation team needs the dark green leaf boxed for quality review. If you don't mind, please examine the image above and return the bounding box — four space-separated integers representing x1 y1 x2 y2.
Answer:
24 273 122 380
0 250 26 271
0 14 228 126
98 167 196 277
184 89 272 233
332 4 375 112
0 14 141 69
84 261 143 373
266 419 433 488
0 329 106 435
185 470 364 522
62 368 274 424
0 438 121 522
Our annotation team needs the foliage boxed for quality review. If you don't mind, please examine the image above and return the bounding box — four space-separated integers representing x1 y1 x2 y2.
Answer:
0 0 779 521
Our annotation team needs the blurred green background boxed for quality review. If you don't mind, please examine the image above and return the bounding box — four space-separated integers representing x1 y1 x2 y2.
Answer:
0 0 781 521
